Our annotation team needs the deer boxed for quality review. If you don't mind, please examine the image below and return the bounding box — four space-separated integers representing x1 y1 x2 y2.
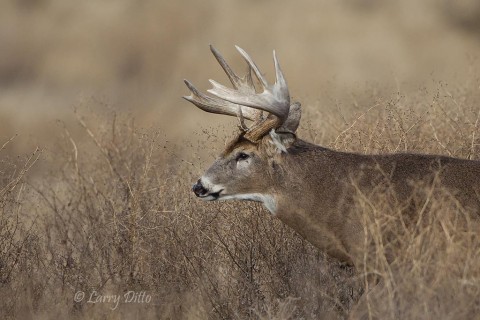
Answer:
183 45 480 318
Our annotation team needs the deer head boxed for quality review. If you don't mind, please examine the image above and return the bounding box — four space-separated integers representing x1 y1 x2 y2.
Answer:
183 45 301 213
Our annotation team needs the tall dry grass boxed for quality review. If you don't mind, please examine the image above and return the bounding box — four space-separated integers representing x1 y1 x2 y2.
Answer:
2 0 480 154
1 73 479 319
1 1 480 319
353 176 480 319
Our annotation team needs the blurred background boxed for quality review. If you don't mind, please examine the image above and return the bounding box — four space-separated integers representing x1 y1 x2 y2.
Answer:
1 3 480 318
1 0 480 154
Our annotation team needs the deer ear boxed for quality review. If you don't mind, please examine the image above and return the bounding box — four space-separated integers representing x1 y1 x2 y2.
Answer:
265 130 296 155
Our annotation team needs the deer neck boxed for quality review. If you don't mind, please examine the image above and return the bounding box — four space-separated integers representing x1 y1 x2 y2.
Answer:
265 145 362 266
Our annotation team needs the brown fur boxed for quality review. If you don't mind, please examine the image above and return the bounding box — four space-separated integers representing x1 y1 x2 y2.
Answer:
203 133 480 266
197 132 480 319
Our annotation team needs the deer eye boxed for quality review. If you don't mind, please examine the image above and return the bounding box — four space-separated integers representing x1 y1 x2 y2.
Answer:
235 152 250 161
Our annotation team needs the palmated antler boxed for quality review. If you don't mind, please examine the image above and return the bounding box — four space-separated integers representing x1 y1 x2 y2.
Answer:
183 45 301 142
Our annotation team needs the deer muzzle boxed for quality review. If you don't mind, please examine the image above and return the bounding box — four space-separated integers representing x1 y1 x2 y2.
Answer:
192 179 208 197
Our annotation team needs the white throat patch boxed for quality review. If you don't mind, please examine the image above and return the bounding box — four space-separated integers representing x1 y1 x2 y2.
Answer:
199 177 277 215
220 193 277 215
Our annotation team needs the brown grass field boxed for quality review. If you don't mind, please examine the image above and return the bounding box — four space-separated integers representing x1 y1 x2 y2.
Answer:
1 1 480 319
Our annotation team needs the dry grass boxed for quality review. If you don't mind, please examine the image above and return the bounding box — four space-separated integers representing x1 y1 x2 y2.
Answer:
1 1 480 319
0 110 360 319
354 177 480 319
1 73 480 320
2 0 480 152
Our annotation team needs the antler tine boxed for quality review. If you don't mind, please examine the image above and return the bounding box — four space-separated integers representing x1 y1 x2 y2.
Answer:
207 46 290 121
210 45 257 96
210 46 238 86
234 45 268 89
183 79 258 121
273 50 287 91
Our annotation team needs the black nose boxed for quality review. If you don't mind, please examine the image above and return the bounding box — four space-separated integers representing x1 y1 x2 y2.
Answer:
192 179 208 197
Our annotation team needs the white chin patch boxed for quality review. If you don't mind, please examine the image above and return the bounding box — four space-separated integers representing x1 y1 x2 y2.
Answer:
220 194 277 215
198 194 218 201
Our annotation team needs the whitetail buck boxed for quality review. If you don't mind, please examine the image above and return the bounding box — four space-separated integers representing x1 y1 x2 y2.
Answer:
183 45 480 317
